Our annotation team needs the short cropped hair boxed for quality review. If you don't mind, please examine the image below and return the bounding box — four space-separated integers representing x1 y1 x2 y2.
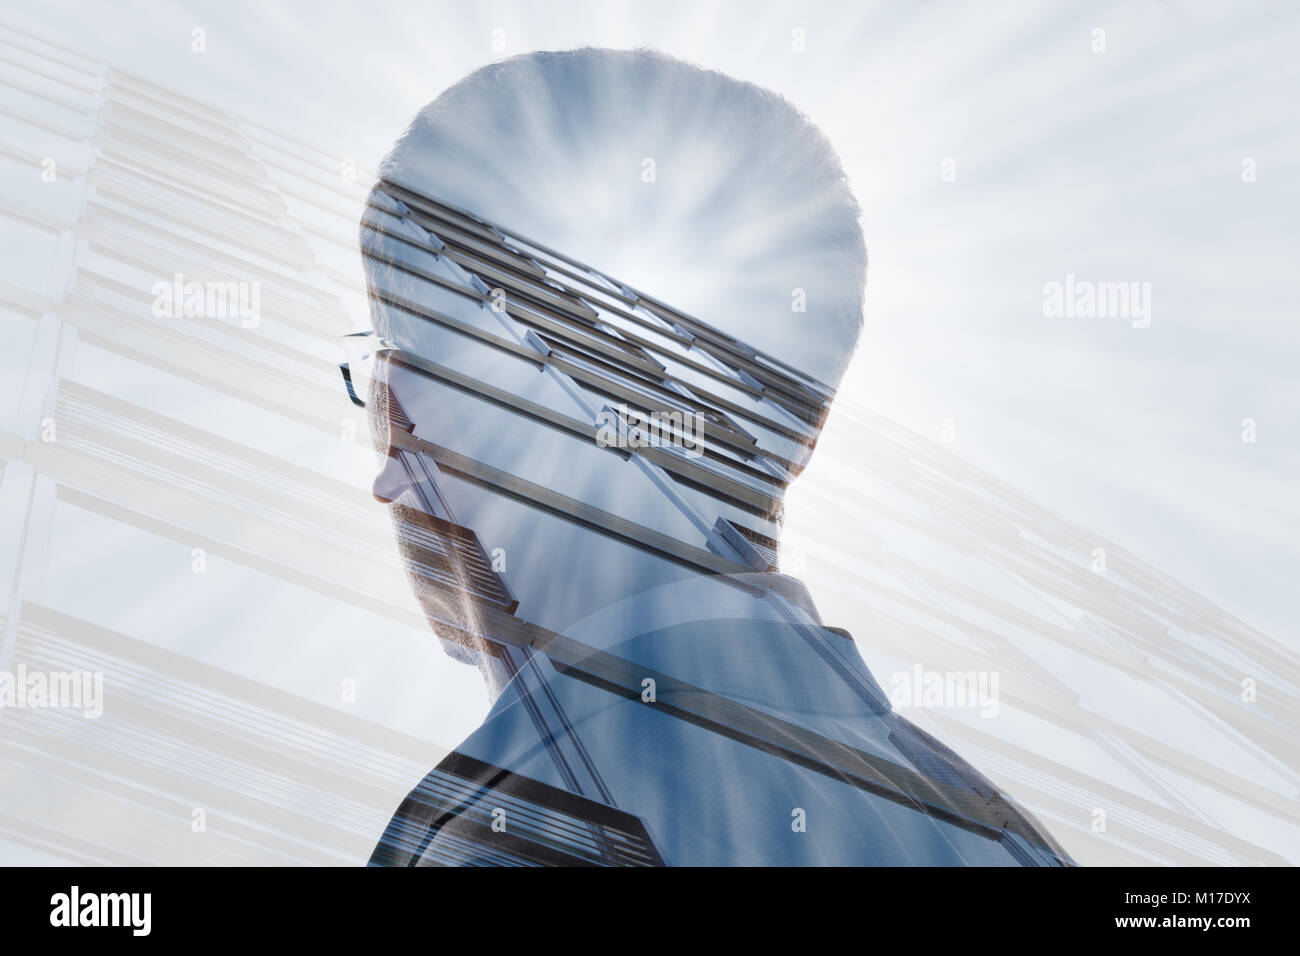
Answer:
362 48 865 391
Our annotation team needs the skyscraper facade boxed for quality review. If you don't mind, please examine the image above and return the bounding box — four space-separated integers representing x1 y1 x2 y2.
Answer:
356 175 1073 865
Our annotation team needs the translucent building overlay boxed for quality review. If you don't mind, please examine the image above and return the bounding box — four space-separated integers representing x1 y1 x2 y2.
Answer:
0 19 1294 866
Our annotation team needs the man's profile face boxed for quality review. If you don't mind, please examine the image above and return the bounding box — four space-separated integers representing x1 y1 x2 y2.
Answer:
363 290 804 640
359 49 864 645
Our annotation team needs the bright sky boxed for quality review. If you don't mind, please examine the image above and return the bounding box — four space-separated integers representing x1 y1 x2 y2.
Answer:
12 0 1298 645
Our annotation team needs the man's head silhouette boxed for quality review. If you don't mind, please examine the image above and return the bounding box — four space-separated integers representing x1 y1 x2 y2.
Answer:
359 48 865 691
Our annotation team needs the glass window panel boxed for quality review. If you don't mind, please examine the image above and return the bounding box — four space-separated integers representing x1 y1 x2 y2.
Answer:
0 306 37 433
0 219 57 295
432 470 700 635
41 500 485 743
66 341 374 487
394 377 708 550
0 85 93 134
385 330 582 421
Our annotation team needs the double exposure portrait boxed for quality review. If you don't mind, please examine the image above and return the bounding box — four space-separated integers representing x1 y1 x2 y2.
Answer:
0 0 1294 939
